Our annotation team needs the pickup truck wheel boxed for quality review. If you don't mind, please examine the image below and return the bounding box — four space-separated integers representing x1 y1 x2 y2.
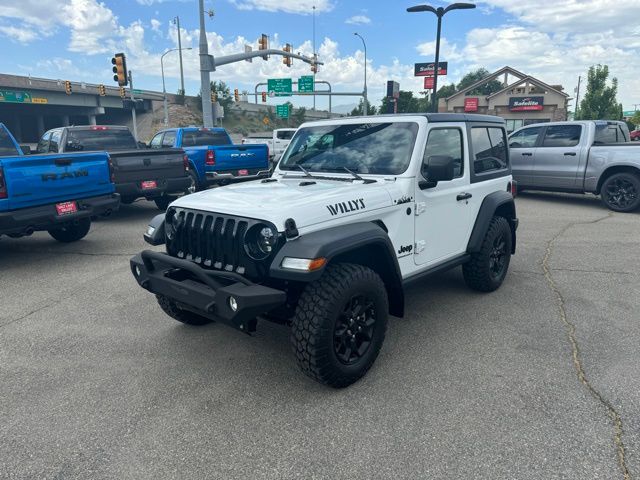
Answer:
154 195 176 211
155 295 213 326
600 173 640 212
291 263 388 388
463 216 512 292
120 196 136 205
187 170 201 194
47 218 91 243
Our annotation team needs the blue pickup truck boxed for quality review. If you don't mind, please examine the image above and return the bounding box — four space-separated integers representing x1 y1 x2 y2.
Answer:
0 124 119 242
149 127 270 192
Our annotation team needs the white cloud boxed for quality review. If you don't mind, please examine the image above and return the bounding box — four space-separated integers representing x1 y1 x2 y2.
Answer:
416 37 463 63
345 15 371 25
229 0 334 14
150 19 162 32
0 25 39 43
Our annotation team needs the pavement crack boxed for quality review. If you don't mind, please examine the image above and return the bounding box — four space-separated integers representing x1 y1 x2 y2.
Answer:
542 212 631 480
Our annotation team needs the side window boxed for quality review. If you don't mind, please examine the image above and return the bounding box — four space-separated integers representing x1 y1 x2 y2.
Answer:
49 130 61 153
423 128 464 178
509 127 542 148
277 130 295 140
37 132 51 153
150 133 163 149
542 125 581 147
161 131 176 148
471 127 508 174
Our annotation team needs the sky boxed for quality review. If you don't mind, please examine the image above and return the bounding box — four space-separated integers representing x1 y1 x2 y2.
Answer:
0 0 638 113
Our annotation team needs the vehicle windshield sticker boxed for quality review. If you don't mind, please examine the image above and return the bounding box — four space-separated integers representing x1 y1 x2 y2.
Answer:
326 198 366 216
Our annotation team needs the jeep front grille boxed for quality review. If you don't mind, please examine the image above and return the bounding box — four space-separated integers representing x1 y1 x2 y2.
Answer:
168 209 249 274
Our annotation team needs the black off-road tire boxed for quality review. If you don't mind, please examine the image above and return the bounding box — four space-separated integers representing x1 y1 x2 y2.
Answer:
600 172 640 212
291 263 388 388
463 216 512 293
47 218 91 243
155 295 213 326
120 196 137 205
154 195 177 211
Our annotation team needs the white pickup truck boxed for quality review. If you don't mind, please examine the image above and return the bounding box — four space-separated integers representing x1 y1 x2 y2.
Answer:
242 128 297 163
509 120 640 212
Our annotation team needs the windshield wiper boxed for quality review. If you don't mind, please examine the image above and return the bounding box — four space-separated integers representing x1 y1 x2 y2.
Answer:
342 166 376 184
296 164 313 177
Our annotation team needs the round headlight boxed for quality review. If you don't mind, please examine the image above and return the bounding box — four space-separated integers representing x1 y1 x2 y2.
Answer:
257 226 277 255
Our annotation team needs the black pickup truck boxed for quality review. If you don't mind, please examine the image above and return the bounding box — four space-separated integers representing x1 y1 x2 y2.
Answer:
38 126 190 210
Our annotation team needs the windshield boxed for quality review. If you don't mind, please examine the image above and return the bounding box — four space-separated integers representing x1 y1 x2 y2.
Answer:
182 130 231 147
65 128 138 151
0 128 18 156
279 122 419 176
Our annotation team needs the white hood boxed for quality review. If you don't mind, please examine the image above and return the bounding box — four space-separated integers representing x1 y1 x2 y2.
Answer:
171 177 395 231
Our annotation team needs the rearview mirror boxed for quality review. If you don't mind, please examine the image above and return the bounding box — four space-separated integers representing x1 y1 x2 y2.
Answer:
420 155 455 189
20 145 31 155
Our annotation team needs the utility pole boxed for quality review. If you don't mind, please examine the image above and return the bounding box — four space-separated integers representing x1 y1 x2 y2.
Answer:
128 71 138 141
174 16 186 96
354 33 368 115
199 0 213 127
575 75 581 118
313 5 316 111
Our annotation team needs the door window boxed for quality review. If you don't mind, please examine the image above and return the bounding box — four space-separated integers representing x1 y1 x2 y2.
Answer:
594 124 627 144
161 131 176 148
276 130 295 140
509 127 542 148
150 133 163 149
541 125 581 147
471 127 509 174
37 132 51 153
423 128 464 177
49 130 61 152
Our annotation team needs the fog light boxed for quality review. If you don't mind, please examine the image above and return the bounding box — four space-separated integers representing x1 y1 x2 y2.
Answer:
146 225 156 236
134 265 141 276
228 296 238 312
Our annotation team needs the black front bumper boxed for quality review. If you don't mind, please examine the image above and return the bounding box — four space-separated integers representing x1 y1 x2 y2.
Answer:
131 250 286 332
0 193 120 236
116 176 191 199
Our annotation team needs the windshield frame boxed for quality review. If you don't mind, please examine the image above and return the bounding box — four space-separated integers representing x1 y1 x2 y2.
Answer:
278 121 420 177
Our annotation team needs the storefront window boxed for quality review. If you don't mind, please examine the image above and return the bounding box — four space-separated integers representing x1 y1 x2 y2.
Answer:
505 119 524 133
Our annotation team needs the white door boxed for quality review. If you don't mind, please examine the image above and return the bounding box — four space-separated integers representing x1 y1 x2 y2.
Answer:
414 125 472 266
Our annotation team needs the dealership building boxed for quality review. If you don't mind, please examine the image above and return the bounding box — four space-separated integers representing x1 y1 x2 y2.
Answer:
438 66 569 132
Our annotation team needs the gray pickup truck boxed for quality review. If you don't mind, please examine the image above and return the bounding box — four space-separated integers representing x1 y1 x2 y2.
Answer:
38 126 190 210
509 120 640 212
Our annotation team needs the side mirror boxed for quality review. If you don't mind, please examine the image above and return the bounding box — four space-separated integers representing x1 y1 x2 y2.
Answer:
143 214 166 246
138 141 148 149
20 145 31 155
509 142 522 148
420 155 455 189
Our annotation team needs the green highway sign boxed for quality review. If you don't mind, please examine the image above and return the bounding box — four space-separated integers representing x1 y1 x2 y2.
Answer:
276 104 290 119
132 89 144 94
623 110 637 117
0 90 32 103
268 78 292 97
298 75 314 93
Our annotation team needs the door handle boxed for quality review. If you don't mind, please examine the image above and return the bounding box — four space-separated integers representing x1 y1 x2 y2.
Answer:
54 158 73 166
457 193 472 201
564 152 577 156
521 152 533 156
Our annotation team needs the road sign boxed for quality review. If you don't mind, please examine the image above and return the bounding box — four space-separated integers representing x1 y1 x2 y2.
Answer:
32 97 48 104
424 77 434 90
268 78 292 97
263 116 270 125
276 104 290 119
623 110 637 117
0 90 32 103
414 62 448 77
132 89 143 94
298 75 314 93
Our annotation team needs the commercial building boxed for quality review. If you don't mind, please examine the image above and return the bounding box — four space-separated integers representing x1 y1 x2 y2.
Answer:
439 66 569 132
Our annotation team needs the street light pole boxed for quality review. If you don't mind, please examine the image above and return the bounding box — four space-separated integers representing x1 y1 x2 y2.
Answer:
354 32 368 115
199 0 214 127
161 47 193 126
174 16 186 96
407 2 476 113
313 4 317 111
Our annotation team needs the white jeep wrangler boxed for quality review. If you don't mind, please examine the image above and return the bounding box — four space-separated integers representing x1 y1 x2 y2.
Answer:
131 114 518 388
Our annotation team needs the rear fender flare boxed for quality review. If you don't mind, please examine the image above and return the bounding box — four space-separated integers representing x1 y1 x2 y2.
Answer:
467 191 517 254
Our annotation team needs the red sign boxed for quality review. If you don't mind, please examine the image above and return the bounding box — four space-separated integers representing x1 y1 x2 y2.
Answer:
414 62 448 77
464 97 479 112
55 201 78 216
141 180 158 190
424 77 434 90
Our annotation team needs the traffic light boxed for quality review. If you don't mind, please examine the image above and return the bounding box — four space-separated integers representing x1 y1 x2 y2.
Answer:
119 86 126 99
111 53 128 86
211 91 217 103
98 84 106 96
310 54 319 74
258 34 269 60
283 43 292 67
234 88 239 102
64 80 72 95
262 92 267 103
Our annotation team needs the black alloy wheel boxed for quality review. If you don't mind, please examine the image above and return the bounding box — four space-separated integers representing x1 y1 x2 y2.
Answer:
489 233 508 279
602 174 639 212
333 294 376 365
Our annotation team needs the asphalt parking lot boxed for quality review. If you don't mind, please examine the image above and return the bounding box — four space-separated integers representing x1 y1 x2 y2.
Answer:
0 192 638 480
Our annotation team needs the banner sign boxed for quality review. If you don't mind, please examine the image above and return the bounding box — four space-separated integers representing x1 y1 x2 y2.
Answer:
414 62 448 77
464 97 479 112
424 77 434 90
386 80 399 99
509 96 544 111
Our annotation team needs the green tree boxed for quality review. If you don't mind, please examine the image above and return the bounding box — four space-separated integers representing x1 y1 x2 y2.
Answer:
576 65 623 120
437 83 456 98
196 80 233 112
381 91 421 114
457 68 503 96
630 111 640 128
349 98 378 116
294 106 307 124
